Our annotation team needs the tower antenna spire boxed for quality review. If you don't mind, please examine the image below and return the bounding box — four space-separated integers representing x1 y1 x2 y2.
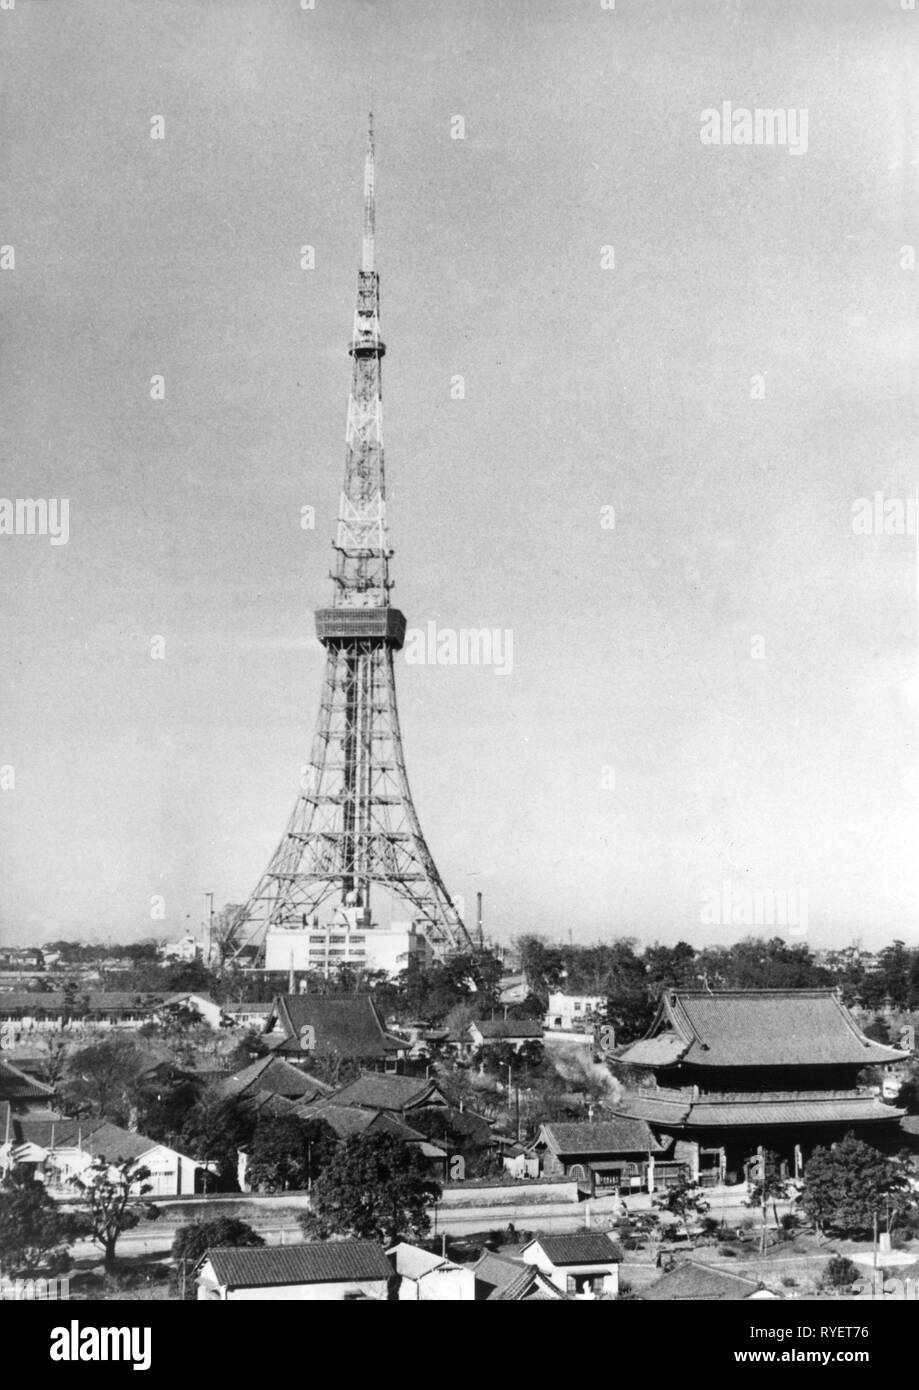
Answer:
362 92 375 273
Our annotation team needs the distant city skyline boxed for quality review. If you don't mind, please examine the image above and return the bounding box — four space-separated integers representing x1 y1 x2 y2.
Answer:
1 1 917 951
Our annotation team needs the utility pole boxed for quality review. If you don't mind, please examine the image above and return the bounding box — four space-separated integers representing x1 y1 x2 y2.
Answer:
204 892 214 964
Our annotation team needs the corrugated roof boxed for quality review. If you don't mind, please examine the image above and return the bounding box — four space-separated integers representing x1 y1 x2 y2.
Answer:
271 994 402 1058
328 1072 446 1112
528 1233 622 1265
539 1118 665 1156
205 1240 393 1288
627 990 908 1069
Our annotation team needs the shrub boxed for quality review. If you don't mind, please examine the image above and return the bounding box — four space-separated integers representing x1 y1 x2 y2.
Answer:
781 1275 797 1288
820 1255 860 1289
718 1244 738 1257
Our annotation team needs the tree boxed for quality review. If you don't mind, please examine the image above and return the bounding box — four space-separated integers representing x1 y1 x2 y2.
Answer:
697 937 830 992
0 1169 87 1276
36 1035 71 1090
301 1132 442 1244
513 934 566 999
179 1092 256 1192
132 1065 204 1148
139 1001 213 1068
643 942 698 994
61 979 91 1026
652 1173 710 1225
62 1035 147 1124
172 1216 262 1296
172 1214 264 1266
800 1133 912 1238
745 1150 792 1252
244 1115 337 1192
474 1040 545 1078
74 1158 159 1273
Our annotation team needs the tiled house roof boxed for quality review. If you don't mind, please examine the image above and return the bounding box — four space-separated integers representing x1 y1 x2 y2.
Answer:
527 1233 622 1265
619 990 907 1069
204 1240 393 1289
293 1100 427 1143
267 994 404 1059
327 1073 447 1112
641 1260 774 1300
10 1116 191 1164
473 1251 564 1301
221 1056 332 1103
536 1118 665 1157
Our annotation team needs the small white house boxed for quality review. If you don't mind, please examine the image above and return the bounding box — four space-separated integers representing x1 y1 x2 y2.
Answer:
161 993 224 1030
545 992 606 1032
521 1233 621 1299
387 1243 475 1300
2 1117 211 1196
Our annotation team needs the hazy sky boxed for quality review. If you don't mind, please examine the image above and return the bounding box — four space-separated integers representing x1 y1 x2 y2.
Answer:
1 0 918 951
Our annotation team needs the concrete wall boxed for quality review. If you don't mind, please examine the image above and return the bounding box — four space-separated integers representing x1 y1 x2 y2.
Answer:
438 1179 579 1207
202 1276 391 1302
398 1266 476 1301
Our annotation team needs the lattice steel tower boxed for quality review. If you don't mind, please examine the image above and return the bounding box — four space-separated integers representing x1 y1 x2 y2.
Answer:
231 114 472 962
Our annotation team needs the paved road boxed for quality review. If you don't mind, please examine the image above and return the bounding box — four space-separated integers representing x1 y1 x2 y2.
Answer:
70 1186 797 1264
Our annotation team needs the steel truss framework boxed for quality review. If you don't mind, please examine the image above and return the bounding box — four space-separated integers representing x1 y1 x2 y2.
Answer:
230 114 471 962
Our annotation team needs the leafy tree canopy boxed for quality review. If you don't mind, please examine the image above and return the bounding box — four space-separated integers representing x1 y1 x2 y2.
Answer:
300 1132 441 1245
0 1169 87 1277
800 1133 912 1238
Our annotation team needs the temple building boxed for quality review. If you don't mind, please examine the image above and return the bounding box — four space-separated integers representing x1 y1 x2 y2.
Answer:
614 989 908 1186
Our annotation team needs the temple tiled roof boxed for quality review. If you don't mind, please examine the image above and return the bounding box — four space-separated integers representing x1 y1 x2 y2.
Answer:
618 1090 904 1129
618 990 907 1070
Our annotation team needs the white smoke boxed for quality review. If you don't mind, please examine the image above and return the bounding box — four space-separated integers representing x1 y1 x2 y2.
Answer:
550 1042 622 1108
